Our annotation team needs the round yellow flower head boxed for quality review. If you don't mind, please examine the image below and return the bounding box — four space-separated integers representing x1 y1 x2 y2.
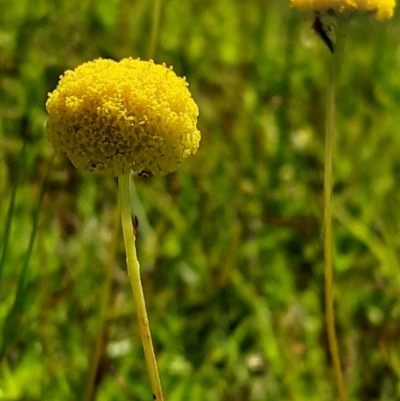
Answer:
291 0 396 19
46 58 201 177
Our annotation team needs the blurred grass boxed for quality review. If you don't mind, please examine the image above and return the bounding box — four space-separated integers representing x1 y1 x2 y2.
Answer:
1 0 400 399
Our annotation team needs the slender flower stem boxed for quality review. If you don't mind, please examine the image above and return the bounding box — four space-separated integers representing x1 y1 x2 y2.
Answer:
324 18 348 401
118 173 164 401
147 0 163 59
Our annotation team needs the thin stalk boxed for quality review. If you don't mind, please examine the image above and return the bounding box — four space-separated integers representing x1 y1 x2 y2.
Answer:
147 0 163 59
324 18 348 401
118 173 164 401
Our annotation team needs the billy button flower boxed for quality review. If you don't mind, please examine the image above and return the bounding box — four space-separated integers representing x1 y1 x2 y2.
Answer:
46 58 201 401
46 57 200 177
291 0 396 20
291 0 395 53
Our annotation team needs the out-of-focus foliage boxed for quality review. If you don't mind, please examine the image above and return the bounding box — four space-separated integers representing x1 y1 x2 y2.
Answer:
1 0 400 400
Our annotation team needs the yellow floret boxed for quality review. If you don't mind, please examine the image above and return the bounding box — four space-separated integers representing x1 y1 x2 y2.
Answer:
46 58 201 177
291 0 396 19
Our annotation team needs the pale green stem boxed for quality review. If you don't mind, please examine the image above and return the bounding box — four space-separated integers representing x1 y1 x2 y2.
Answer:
147 0 163 59
324 18 348 401
118 173 164 401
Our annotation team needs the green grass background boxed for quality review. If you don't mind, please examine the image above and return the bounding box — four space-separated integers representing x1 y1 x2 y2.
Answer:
2 0 400 400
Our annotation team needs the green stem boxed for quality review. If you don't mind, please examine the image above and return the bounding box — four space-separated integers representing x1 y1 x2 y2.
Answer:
324 18 348 401
147 0 163 59
118 173 164 401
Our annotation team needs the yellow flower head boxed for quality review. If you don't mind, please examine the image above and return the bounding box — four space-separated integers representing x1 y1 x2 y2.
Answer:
291 0 396 19
46 58 201 177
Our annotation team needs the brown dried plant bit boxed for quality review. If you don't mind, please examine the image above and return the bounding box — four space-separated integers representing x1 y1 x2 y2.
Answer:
138 170 153 178
312 13 335 53
132 215 139 236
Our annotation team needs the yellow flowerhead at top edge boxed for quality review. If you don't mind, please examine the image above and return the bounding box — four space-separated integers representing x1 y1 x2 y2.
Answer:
46 58 201 177
291 0 396 19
